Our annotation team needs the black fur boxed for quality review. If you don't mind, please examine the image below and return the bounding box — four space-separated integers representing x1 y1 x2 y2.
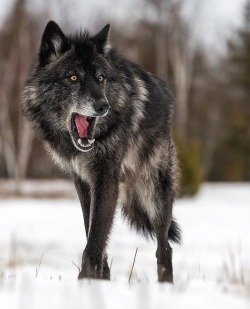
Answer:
23 21 181 283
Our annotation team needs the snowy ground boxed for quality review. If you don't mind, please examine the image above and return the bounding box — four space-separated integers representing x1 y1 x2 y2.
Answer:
0 183 250 308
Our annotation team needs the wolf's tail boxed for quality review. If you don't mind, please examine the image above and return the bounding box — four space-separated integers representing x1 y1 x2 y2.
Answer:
168 218 182 244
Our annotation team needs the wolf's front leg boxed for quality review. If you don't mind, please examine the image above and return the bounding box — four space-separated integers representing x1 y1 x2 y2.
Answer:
78 167 119 280
74 175 91 236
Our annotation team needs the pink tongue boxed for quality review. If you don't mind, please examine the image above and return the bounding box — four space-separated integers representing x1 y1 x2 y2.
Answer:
74 115 89 138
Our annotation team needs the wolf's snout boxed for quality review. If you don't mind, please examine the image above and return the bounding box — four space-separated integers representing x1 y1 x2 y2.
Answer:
93 101 110 116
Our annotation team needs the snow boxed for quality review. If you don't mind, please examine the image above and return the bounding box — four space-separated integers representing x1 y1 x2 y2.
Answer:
0 183 250 308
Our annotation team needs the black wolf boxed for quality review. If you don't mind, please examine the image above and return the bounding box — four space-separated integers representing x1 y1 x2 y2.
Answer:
23 21 181 283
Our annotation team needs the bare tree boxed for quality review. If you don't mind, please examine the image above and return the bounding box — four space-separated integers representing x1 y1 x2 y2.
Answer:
200 73 225 179
0 41 19 178
0 0 39 180
167 9 195 137
16 0 34 180
145 0 200 137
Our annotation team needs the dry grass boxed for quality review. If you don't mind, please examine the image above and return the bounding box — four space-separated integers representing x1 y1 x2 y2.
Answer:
0 179 77 198
220 244 249 285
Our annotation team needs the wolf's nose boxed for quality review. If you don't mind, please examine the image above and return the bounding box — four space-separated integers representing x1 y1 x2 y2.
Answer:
93 101 110 116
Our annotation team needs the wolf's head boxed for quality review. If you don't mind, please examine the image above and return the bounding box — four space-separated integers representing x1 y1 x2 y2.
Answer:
23 21 115 153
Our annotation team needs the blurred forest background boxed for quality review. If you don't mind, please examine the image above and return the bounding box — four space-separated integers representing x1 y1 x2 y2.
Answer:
0 0 249 196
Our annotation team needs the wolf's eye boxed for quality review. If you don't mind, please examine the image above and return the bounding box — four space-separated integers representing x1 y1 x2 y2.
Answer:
70 75 78 82
98 74 105 82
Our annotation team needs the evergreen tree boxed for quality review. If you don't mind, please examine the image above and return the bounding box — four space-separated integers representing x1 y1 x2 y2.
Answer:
212 0 250 181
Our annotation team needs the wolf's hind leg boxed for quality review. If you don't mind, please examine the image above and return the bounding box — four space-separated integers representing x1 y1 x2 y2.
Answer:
154 172 176 283
155 228 173 283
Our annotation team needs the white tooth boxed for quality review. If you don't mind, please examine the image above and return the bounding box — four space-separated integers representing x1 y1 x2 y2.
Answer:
88 139 95 145
78 138 85 147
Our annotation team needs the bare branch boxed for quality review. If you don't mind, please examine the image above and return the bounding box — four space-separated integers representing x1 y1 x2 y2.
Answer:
128 247 138 283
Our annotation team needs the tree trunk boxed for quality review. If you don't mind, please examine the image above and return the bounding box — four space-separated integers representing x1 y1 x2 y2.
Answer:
155 30 168 81
201 99 222 179
16 2 34 180
0 45 19 178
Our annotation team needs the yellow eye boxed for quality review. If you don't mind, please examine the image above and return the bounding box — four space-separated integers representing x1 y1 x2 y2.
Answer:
70 75 78 81
98 75 104 82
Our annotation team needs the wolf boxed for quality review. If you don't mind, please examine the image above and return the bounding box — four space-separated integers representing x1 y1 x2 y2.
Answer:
23 21 181 283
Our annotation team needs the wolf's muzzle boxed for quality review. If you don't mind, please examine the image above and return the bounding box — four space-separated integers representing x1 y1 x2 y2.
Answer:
93 101 110 116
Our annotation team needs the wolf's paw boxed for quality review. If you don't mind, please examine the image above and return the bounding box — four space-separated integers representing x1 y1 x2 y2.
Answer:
102 258 111 280
78 255 110 280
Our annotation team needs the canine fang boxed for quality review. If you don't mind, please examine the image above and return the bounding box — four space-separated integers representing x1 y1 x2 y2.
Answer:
88 139 95 144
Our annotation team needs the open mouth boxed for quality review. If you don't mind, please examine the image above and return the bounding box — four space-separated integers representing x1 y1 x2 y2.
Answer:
70 113 97 152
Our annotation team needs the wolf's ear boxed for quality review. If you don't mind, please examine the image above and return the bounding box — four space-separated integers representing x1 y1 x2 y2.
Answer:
39 21 70 65
92 24 111 55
